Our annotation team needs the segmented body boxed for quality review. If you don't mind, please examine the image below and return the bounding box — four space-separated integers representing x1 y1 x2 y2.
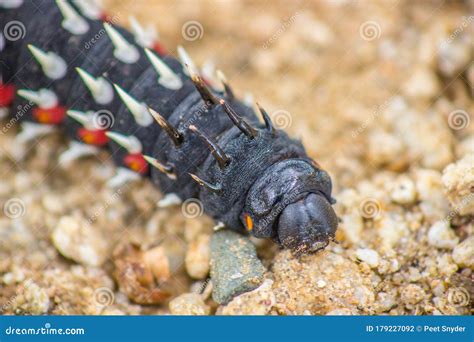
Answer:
0 0 338 254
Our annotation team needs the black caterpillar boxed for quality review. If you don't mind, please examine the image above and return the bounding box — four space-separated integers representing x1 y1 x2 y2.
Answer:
0 0 338 255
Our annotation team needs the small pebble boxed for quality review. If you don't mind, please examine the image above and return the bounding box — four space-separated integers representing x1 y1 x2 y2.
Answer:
400 284 425 306
11 282 50 314
52 216 107 267
210 230 266 304
442 154 474 216
272 250 374 315
375 292 397 312
325 308 355 315
113 243 170 305
340 210 364 245
402 66 440 99
185 234 210 279
407 267 422 282
436 254 458 277
367 130 406 170
143 245 171 283
42 194 65 214
452 236 474 270
355 248 380 268
414 169 449 221
317 280 327 288
376 214 408 251
169 293 210 315
390 176 417 204
427 221 459 249
217 279 275 315
438 34 471 77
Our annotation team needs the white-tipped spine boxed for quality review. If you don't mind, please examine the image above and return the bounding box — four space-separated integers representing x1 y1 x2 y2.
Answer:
143 155 176 180
66 109 98 129
58 141 98 166
157 193 182 208
0 32 5 52
144 48 182 90
76 67 114 104
0 0 23 9
17 88 58 109
107 167 140 188
27 44 67 80
103 22 139 64
113 84 153 126
55 0 89 35
129 16 158 48
16 122 55 144
243 92 254 107
73 0 103 20
177 45 198 76
105 131 142 154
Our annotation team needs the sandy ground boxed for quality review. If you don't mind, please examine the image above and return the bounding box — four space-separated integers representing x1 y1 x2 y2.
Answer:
0 0 472 315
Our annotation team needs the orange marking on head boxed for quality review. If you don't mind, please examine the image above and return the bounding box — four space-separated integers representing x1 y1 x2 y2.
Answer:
245 214 253 231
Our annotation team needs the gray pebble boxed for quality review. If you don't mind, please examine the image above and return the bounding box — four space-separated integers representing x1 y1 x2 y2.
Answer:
210 230 266 304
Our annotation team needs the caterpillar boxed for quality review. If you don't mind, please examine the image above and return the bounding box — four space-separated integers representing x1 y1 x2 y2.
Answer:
0 0 338 255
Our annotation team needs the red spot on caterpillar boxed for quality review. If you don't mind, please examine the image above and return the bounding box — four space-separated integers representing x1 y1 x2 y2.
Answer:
153 42 167 56
33 105 66 124
78 128 109 146
124 153 148 174
0 82 15 107
244 213 254 231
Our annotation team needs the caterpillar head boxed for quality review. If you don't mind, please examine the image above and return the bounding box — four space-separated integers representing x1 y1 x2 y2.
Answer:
242 159 338 255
